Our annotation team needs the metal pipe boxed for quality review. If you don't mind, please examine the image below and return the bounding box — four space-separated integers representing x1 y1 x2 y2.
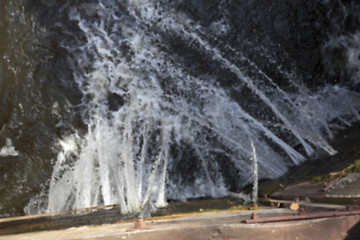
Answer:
243 210 360 224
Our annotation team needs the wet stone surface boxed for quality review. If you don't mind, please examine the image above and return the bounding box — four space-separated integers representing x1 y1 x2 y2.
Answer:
326 173 360 198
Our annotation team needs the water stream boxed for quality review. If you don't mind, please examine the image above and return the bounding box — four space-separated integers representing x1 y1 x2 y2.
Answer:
1 0 360 217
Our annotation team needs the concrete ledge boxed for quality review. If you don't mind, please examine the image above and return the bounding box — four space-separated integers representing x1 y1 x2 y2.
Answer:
1 209 360 240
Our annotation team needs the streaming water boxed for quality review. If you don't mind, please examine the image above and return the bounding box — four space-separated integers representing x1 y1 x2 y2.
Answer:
1 0 360 217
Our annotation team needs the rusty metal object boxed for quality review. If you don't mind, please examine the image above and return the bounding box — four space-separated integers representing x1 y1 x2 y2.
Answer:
243 209 360 224
298 208 307 215
126 219 151 232
346 205 355 211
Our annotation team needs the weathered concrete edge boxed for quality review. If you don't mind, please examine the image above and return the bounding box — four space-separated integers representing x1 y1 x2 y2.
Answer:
74 215 360 240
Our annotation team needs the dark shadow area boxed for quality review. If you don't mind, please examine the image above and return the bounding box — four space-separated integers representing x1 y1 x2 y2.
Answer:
345 220 360 240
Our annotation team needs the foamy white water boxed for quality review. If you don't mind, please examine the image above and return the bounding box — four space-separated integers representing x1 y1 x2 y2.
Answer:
23 1 360 215
0 138 18 157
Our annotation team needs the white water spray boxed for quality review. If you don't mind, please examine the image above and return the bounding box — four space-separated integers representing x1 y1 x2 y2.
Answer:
23 1 360 215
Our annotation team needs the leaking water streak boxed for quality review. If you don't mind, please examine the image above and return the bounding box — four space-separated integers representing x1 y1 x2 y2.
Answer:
35 1 360 216
1 1 359 217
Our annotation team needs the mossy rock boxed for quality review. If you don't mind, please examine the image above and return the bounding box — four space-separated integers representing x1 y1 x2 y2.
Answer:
310 159 360 184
